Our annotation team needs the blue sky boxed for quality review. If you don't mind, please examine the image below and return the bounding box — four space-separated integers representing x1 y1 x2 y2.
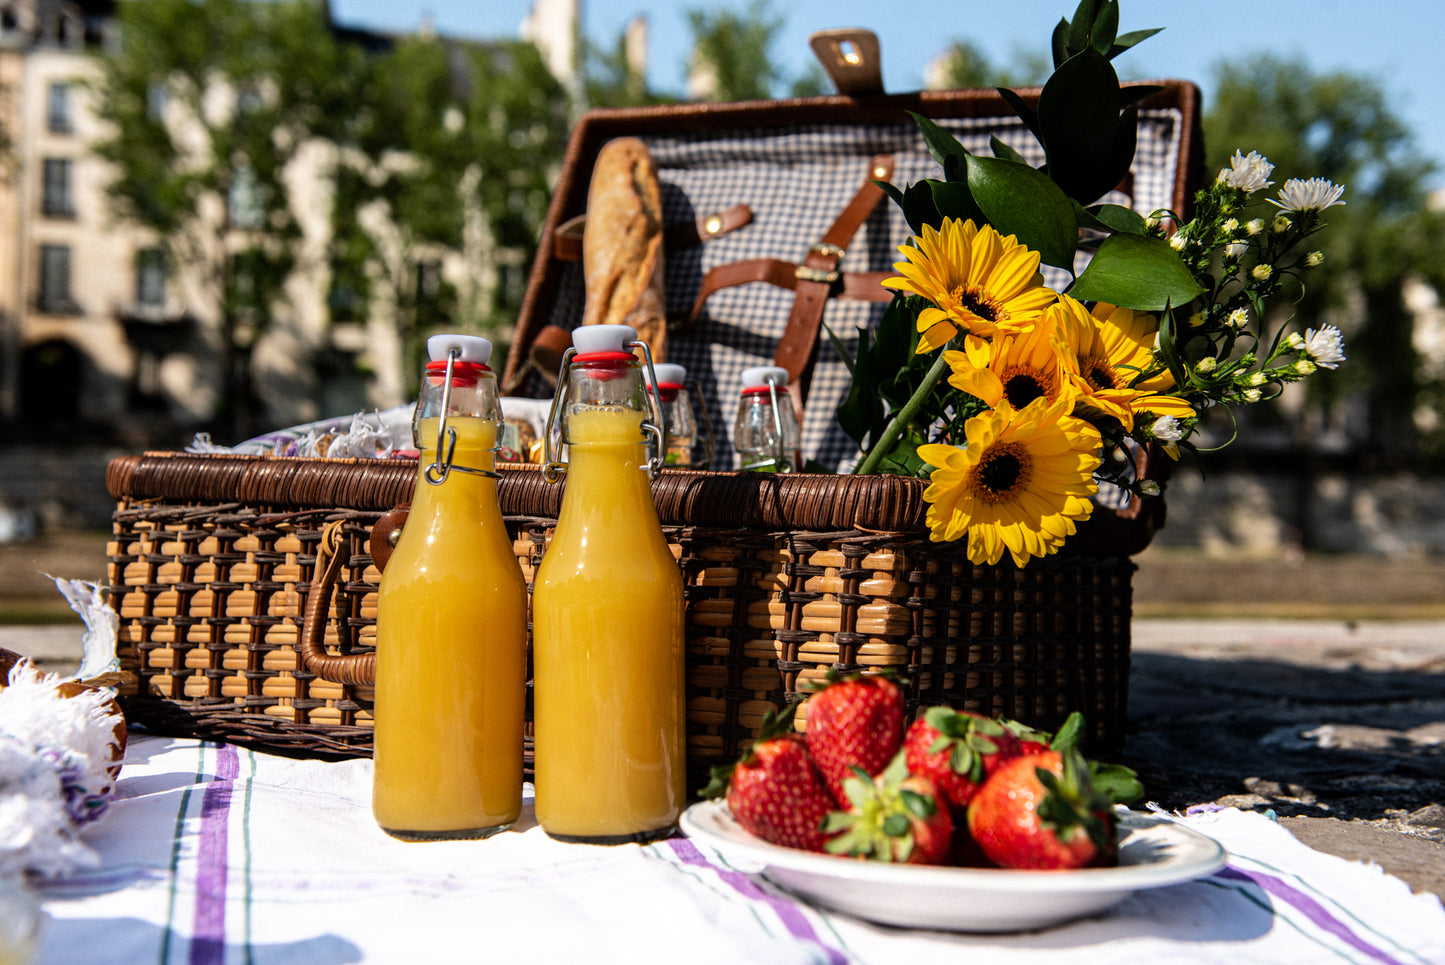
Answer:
330 0 1445 190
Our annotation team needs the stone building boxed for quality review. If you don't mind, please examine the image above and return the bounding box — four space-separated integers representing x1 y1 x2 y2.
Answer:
0 0 580 458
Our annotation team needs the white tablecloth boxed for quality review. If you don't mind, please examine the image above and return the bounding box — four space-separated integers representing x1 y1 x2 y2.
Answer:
31 735 1445 964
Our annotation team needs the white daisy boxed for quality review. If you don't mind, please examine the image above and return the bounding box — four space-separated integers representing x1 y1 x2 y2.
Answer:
1219 150 1275 193
1302 325 1346 369
1268 178 1346 213
1149 415 1184 443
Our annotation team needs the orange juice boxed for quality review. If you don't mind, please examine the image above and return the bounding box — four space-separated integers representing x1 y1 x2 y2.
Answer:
372 415 527 839
532 405 687 843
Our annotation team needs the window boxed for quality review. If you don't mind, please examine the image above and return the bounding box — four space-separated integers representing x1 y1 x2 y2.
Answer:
135 247 166 306
146 81 167 122
38 244 77 314
227 165 264 229
47 83 70 133
41 159 74 217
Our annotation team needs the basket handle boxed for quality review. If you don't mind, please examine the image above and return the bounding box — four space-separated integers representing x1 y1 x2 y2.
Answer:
299 518 383 687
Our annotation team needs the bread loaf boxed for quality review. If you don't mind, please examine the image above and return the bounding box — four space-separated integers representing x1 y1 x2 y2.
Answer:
582 137 668 360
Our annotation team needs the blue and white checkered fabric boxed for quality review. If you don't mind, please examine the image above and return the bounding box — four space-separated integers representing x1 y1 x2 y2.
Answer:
544 109 1186 471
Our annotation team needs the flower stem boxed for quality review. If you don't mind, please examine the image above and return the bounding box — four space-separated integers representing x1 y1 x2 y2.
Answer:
854 349 953 475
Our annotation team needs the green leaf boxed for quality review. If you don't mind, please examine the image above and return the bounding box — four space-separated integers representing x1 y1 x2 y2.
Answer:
1049 711 1084 753
1089 0 1119 54
927 178 984 227
1050 18 1071 69
899 181 944 234
1068 233 1204 311
1064 0 1096 53
995 87 1042 144
989 134 1026 165
966 155 1079 270
1090 762 1144 804
1080 202 1146 235
1037 46 1127 204
908 111 970 181
1109 27 1164 57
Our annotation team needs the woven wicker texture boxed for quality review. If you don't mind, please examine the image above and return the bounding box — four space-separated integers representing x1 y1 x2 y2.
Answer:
107 452 1152 784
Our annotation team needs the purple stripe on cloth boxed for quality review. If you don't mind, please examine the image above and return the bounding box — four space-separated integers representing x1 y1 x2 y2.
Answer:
189 743 240 965
1217 866 1411 965
668 838 848 965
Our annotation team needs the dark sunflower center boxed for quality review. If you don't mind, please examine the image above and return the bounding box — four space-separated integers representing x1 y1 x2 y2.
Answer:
949 283 1001 323
1083 358 1117 391
970 442 1031 502
1002 370 1050 409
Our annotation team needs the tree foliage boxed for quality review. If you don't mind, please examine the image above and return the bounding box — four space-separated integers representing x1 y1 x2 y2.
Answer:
90 0 365 438
90 0 573 429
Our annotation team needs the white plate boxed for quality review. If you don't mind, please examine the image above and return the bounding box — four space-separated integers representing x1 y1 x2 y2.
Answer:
678 801 1227 933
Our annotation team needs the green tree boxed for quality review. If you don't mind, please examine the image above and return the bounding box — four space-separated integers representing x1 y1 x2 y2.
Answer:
685 0 788 101
930 40 1049 90
1203 54 1445 468
354 36 571 384
90 0 365 439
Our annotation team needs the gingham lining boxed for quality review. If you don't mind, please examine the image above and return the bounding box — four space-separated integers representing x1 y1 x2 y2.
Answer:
541 109 1185 471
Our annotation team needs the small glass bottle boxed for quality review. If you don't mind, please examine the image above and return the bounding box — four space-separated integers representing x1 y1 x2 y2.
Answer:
371 334 527 840
735 365 802 472
649 362 696 467
532 324 687 844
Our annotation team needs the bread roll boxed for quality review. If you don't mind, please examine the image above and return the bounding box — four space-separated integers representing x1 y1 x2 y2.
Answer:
582 137 668 360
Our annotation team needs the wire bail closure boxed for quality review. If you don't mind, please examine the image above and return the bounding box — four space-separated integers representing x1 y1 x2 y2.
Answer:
423 349 501 486
542 338 668 482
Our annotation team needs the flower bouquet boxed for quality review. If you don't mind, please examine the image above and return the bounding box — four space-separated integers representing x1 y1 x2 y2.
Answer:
838 0 1346 568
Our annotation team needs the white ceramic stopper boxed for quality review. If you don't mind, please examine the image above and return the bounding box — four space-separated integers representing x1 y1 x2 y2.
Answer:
427 333 493 364
740 365 790 389
571 324 636 355
649 363 687 386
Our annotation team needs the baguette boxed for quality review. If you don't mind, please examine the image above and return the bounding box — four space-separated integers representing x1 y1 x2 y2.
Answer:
581 137 668 360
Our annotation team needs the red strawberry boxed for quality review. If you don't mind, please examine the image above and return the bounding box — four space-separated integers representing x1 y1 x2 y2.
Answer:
702 708 834 852
823 753 954 865
966 749 1119 870
805 671 904 805
903 708 1022 811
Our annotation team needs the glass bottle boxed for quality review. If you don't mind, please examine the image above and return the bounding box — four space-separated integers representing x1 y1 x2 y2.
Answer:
648 362 696 467
532 324 687 844
372 334 527 840
734 365 802 472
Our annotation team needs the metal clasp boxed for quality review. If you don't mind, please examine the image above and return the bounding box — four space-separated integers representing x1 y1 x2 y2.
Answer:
795 241 845 285
540 339 668 482
422 349 500 486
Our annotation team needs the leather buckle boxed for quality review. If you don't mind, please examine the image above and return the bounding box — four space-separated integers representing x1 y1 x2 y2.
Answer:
796 242 845 284
795 265 840 284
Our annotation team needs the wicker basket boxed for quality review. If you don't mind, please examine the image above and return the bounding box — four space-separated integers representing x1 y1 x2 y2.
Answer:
106 451 1161 785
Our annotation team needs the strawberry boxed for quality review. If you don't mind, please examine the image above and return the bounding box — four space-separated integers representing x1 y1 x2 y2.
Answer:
966 748 1119 870
702 706 834 852
823 753 954 865
1000 712 1145 806
804 671 904 805
903 707 1022 812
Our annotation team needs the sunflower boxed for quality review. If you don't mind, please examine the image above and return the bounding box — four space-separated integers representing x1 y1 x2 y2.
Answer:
942 308 1085 415
1050 296 1196 431
918 398 1102 567
883 217 1058 353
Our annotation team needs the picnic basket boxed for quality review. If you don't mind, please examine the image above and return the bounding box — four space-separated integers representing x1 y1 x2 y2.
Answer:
106 58 1202 786
107 449 1162 785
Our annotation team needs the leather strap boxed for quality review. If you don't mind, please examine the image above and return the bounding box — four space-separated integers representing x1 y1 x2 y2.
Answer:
688 258 894 312
552 205 754 262
772 154 894 393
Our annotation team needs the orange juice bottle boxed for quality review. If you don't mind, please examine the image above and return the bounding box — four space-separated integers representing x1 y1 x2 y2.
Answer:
372 334 527 840
532 324 686 843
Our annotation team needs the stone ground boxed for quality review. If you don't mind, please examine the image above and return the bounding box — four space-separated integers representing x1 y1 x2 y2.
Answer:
2 533 1443 901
